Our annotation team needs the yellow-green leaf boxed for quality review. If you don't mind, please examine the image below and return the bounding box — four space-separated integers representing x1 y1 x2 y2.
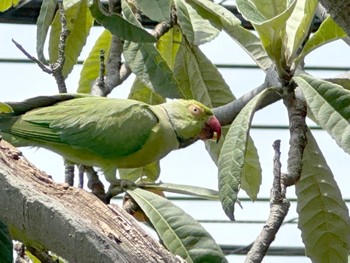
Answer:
77 29 112 93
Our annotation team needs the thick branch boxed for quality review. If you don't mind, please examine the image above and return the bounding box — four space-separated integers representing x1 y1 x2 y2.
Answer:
213 66 282 126
0 140 179 263
318 0 350 37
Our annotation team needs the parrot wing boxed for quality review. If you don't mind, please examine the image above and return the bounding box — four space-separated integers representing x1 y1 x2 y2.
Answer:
6 97 159 159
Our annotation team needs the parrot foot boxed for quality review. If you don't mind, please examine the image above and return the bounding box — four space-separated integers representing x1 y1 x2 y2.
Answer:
105 179 136 204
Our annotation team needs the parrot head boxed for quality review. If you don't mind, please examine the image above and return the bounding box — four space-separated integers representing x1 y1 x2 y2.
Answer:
162 99 221 148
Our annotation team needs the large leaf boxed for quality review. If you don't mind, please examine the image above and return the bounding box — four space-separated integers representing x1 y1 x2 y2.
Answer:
294 74 350 154
134 0 170 22
175 0 221 45
295 16 347 67
123 1 181 99
139 182 219 200
0 220 12 263
218 88 275 220
0 0 19 12
156 25 182 69
36 0 57 62
236 0 297 70
127 188 227 263
89 0 156 43
128 77 166 105
174 40 234 107
49 0 94 78
284 0 318 66
77 29 112 93
188 0 272 71
296 129 350 263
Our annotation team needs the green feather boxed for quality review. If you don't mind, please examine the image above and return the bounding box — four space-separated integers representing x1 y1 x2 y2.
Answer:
0 95 217 183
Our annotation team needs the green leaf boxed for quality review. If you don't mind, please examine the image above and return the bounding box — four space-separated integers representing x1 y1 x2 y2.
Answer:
0 0 19 12
140 182 219 200
175 0 221 45
236 0 297 69
119 161 160 182
174 40 234 107
325 78 350 91
49 0 94 78
128 77 166 105
36 0 57 62
89 0 156 43
77 29 112 93
188 0 272 71
123 1 181 99
296 129 350 263
0 102 13 113
127 188 227 263
156 25 182 69
218 88 274 220
134 0 170 22
295 16 347 66
0 220 13 263
284 0 318 66
294 74 350 154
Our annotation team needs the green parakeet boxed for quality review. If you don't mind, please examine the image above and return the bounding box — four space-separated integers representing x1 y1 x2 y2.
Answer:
0 94 221 185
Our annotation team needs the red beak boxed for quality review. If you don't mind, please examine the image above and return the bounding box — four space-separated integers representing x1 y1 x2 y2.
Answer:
200 116 222 143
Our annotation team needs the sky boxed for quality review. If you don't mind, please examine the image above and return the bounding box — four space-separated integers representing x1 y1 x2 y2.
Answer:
1 20 350 263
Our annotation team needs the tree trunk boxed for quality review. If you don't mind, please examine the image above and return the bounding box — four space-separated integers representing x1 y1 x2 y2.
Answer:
0 140 179 263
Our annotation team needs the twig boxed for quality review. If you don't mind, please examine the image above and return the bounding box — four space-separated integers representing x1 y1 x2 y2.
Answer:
51 3 68 93
12 4 68 93
245 140 290 263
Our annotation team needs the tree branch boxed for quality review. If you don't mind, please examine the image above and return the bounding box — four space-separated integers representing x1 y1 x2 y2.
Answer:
0 140 179 263
245 140 290 263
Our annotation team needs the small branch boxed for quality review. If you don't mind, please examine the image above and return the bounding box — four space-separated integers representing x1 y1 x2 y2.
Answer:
245 140 290 263
51 3 68 93
14 243 30 263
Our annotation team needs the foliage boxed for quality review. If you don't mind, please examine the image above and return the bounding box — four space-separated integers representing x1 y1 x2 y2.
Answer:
4 0 350 261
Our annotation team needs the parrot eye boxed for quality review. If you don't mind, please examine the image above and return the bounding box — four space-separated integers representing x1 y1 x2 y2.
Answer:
189 105 202 116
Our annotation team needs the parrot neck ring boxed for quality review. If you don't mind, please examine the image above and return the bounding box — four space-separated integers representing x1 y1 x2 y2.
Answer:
161 106 196 149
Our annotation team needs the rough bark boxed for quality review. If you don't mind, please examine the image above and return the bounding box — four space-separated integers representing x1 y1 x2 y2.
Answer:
0 140 179 263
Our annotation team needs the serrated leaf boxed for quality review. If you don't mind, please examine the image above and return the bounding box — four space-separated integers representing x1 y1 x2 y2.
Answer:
294 74 350 154
175 0 221 45
0 220 13 263
157 25 182 69
77 29 112 93
127 188 227 263
284 0 318 66
236 0 297 69
295 16 347 66
296 129 350 263
0 102 13 113
90 0 156 43
218 88 274 220
119 161 160 182
134 0 170 22
188 0 272 71
123 1 181 99
0 0 19 12
36 0 57 62
140 182 219 200
49 0 94 78
174 40 234 107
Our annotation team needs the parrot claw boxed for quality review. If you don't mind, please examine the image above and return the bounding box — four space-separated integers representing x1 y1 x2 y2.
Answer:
106 179 136 203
